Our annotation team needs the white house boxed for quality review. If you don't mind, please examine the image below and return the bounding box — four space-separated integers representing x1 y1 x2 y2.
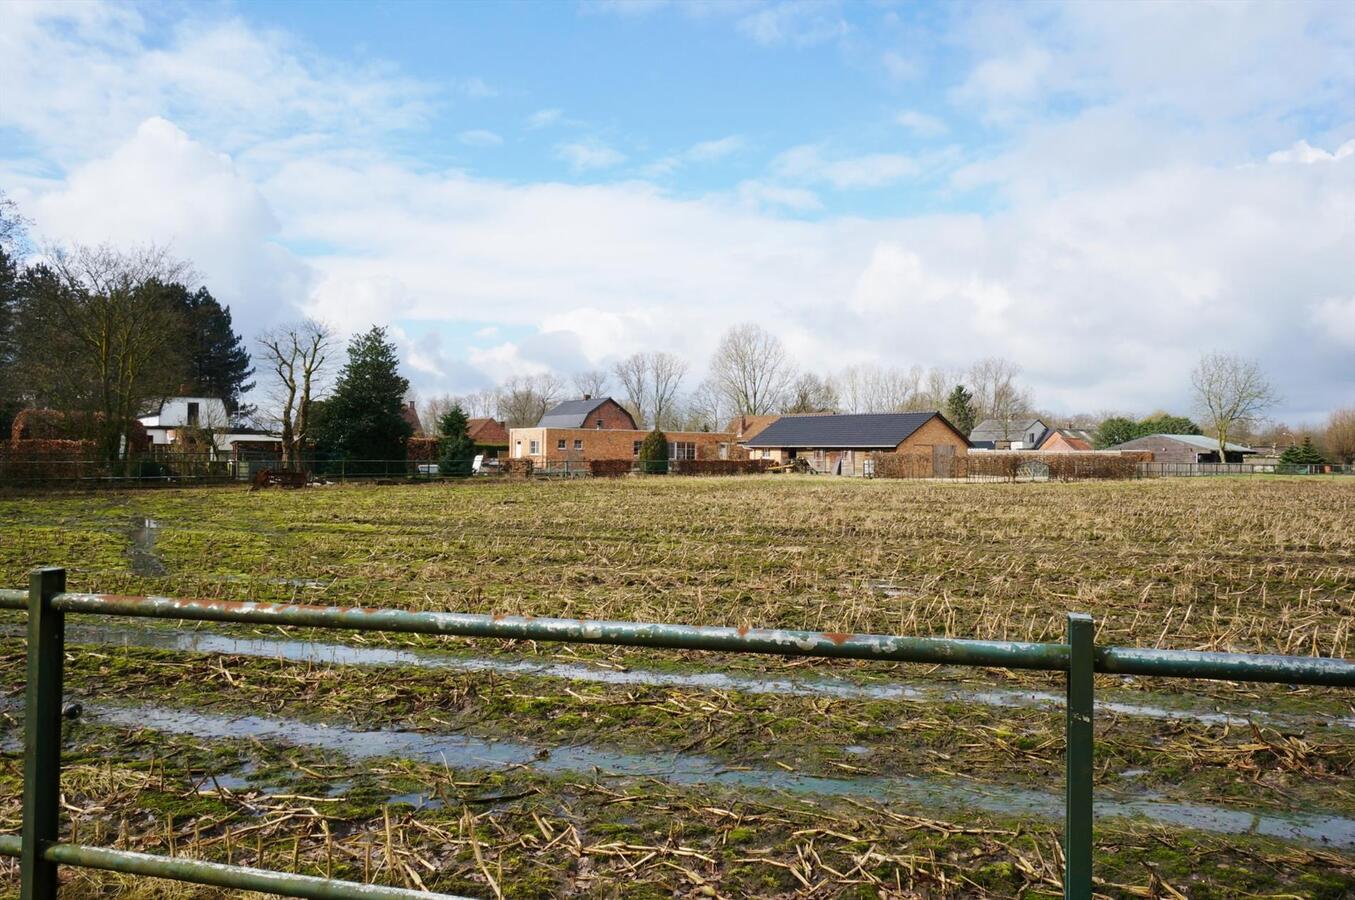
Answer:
138 396 279 456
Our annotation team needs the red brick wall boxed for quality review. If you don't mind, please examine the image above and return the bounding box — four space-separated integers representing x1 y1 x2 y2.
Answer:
582 399 638 430
508 427 732 463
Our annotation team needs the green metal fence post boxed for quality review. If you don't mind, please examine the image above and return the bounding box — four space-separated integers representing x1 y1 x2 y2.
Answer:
1065 612 1094 900
22 567 66 900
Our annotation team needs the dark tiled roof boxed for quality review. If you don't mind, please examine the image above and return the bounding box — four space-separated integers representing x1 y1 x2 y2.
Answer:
745 411 956 449
537 397 611 428
969 418 1046 443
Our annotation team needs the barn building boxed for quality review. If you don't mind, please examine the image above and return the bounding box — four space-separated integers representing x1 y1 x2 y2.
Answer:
744 411 970 476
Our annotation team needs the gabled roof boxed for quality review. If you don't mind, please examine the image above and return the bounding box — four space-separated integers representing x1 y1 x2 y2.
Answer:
745 411 964 449
1041 428 1095 451
1121 433 1256 453
537 397 635 429
969 418 1047 443
724 414 780 442
467 418 509 443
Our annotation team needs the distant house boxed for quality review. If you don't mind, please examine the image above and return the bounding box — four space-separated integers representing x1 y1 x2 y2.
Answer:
509 395 726 466
745 411 969 476
1039 429 1095 452
724 415 780 446
537 396 637 430
138 396 277 457
401 401 424 437
1109 434 1257 464
467 417 510 448
969 418 1049 450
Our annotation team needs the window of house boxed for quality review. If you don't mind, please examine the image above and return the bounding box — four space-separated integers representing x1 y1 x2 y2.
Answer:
632 441 642 456
557 439 566 450
667 441 696 460
529 440 539 454
596 419 604 429
186 402 199 427
574 439 583 450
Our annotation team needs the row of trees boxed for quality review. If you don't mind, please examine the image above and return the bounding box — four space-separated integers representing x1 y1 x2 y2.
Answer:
421 323 1034 438
0 200 254 462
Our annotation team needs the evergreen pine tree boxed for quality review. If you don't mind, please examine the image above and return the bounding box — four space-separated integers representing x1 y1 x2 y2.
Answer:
438 403 476 476
314 327 411 468
164 283 254 413
637 428 669 474
1279 437 1326 467
945 385 976 436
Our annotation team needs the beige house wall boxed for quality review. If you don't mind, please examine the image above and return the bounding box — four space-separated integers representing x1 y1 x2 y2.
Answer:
508 427 733 465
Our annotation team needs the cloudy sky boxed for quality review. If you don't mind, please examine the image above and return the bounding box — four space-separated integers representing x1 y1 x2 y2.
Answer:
2 0 1352 420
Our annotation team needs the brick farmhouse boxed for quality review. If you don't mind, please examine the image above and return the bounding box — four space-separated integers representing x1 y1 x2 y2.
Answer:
744 411 970 476
509 396 732 466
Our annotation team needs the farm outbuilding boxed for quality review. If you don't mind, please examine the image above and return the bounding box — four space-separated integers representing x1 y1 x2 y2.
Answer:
744 411 969 476
1109 433 1257 464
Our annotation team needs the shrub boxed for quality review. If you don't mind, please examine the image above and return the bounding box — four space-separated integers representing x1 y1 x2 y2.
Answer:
590 459 632 478
637 429 668 475
868 452 938 479
670 459 773 476
0 439 99 484
406 437 439 461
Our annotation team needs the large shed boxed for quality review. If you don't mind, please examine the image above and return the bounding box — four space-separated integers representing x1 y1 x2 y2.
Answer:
1109 434 1256 464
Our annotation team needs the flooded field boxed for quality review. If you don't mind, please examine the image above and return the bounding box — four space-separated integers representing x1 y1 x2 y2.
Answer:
0 476 1352 896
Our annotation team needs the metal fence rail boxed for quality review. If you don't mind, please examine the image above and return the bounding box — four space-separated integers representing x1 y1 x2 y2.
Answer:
1 571 1353 899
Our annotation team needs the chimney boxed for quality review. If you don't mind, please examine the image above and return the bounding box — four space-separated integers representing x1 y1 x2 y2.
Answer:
582 393 592 401
408 400 416 412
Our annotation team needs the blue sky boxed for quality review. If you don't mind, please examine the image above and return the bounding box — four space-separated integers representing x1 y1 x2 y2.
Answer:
1 0 1353 420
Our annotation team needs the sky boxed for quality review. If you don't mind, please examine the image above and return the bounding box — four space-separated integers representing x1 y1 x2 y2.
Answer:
1 0 1353 421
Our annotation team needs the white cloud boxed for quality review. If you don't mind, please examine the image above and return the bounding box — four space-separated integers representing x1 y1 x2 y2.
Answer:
458 129 503 147
21 117 310 332
882 51 919 82
1268 139 1355 165
736 0 848 47
526 108 564 129
1310 297 1355 348
555 139 627 171
895 110 948 139
734 180 822 212
454 77 497 99
687 136 745 162
772 145 920 189
0 4 435 165
642 135 745 176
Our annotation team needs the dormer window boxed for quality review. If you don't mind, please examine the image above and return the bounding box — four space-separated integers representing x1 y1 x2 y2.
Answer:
596 419 604 429
187 402 199 427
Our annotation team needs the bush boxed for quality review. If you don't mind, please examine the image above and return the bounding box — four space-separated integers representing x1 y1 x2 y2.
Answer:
590 459 632 478
966 452 1141 482
868 452 938 479
0 439 98 484
637 429 668 475
406 437 439 461
670 459 773 476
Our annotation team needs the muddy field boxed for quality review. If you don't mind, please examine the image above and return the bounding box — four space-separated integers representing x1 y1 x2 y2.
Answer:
0 475 1352 897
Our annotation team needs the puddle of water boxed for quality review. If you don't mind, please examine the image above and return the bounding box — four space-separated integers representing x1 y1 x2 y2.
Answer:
127 517 167 577
82 702 1355 849
37 623 1348 732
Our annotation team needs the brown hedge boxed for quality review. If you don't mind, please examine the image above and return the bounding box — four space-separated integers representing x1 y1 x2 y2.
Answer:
669 459 773 476
589 459 633 478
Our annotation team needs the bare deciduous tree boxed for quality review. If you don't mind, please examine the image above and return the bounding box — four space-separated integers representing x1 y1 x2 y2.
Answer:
968 357 1033 439
572 369 611 399
829 364 918 413
257 319 335 466
612 353 650 427
496 373 565 428
683 378 727 432
649 351 688 430
1191 352 1277 460
709 323 794 416
783 372 839 414
18 244 192 461
1325 408 1355 465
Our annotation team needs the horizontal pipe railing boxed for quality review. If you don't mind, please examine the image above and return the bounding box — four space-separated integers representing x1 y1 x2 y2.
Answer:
3 574 1354 900
0 835 457 900
3 589 1352 686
